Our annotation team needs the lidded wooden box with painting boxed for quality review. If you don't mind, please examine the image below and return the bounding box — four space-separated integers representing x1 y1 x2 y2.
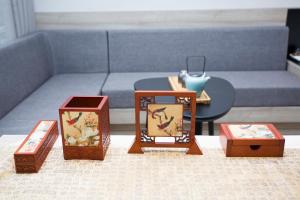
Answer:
59 96 110 160
220 123 285 157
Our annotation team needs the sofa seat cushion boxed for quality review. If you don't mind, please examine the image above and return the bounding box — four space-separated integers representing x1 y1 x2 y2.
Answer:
102 71 300 108
0 73 106 135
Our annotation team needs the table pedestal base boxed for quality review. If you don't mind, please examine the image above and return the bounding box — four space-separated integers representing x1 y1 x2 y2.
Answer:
196 121 214 136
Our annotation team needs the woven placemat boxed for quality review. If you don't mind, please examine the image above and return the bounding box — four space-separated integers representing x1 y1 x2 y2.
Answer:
0 144 300 200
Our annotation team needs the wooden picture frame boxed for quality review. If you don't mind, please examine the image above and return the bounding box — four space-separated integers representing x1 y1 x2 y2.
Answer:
128 91 202 155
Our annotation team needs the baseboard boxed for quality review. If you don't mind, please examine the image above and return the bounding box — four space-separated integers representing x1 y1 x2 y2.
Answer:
110 107 300 124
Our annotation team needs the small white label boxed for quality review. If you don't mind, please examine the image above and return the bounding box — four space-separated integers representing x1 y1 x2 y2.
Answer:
155 137 175 143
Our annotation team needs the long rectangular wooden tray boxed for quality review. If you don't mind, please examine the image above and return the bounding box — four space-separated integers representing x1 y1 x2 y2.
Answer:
14 120 58 173
168 76 211 104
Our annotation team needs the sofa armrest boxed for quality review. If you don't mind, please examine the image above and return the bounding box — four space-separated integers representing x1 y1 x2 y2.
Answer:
288 60 300 79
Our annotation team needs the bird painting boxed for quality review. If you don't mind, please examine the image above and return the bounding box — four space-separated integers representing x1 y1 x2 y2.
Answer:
66 112 82 125
147 104 183 137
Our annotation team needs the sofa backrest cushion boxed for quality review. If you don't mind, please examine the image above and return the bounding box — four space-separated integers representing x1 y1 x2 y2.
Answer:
0 32 53 119
45 30 109 73
108 27 289 72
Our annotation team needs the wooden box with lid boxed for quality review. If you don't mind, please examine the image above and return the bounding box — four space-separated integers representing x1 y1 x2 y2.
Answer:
220 123 285 157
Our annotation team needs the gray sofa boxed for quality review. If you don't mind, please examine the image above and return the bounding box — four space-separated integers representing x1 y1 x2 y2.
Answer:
103 27 300 108
0 30 109 134
1 27 300 135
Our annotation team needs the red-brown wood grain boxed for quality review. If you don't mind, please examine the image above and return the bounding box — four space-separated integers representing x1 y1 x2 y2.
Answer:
129 90 202 155
59 96 110 160
220 123 285 157
14 120 58 173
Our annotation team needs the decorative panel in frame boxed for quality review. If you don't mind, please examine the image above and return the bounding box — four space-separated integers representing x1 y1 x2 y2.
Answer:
128 91 202 155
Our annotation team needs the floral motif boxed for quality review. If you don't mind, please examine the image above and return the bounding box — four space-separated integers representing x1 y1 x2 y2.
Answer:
63 112 99 146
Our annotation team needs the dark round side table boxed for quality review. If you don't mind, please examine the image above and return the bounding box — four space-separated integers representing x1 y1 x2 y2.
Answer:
134 77 235 135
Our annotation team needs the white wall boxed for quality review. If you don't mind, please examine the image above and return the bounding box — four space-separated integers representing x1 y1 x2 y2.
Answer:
34 0 300 13
34 0 300 29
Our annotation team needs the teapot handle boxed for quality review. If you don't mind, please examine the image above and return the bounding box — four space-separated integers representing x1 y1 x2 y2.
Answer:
186 55 206 73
